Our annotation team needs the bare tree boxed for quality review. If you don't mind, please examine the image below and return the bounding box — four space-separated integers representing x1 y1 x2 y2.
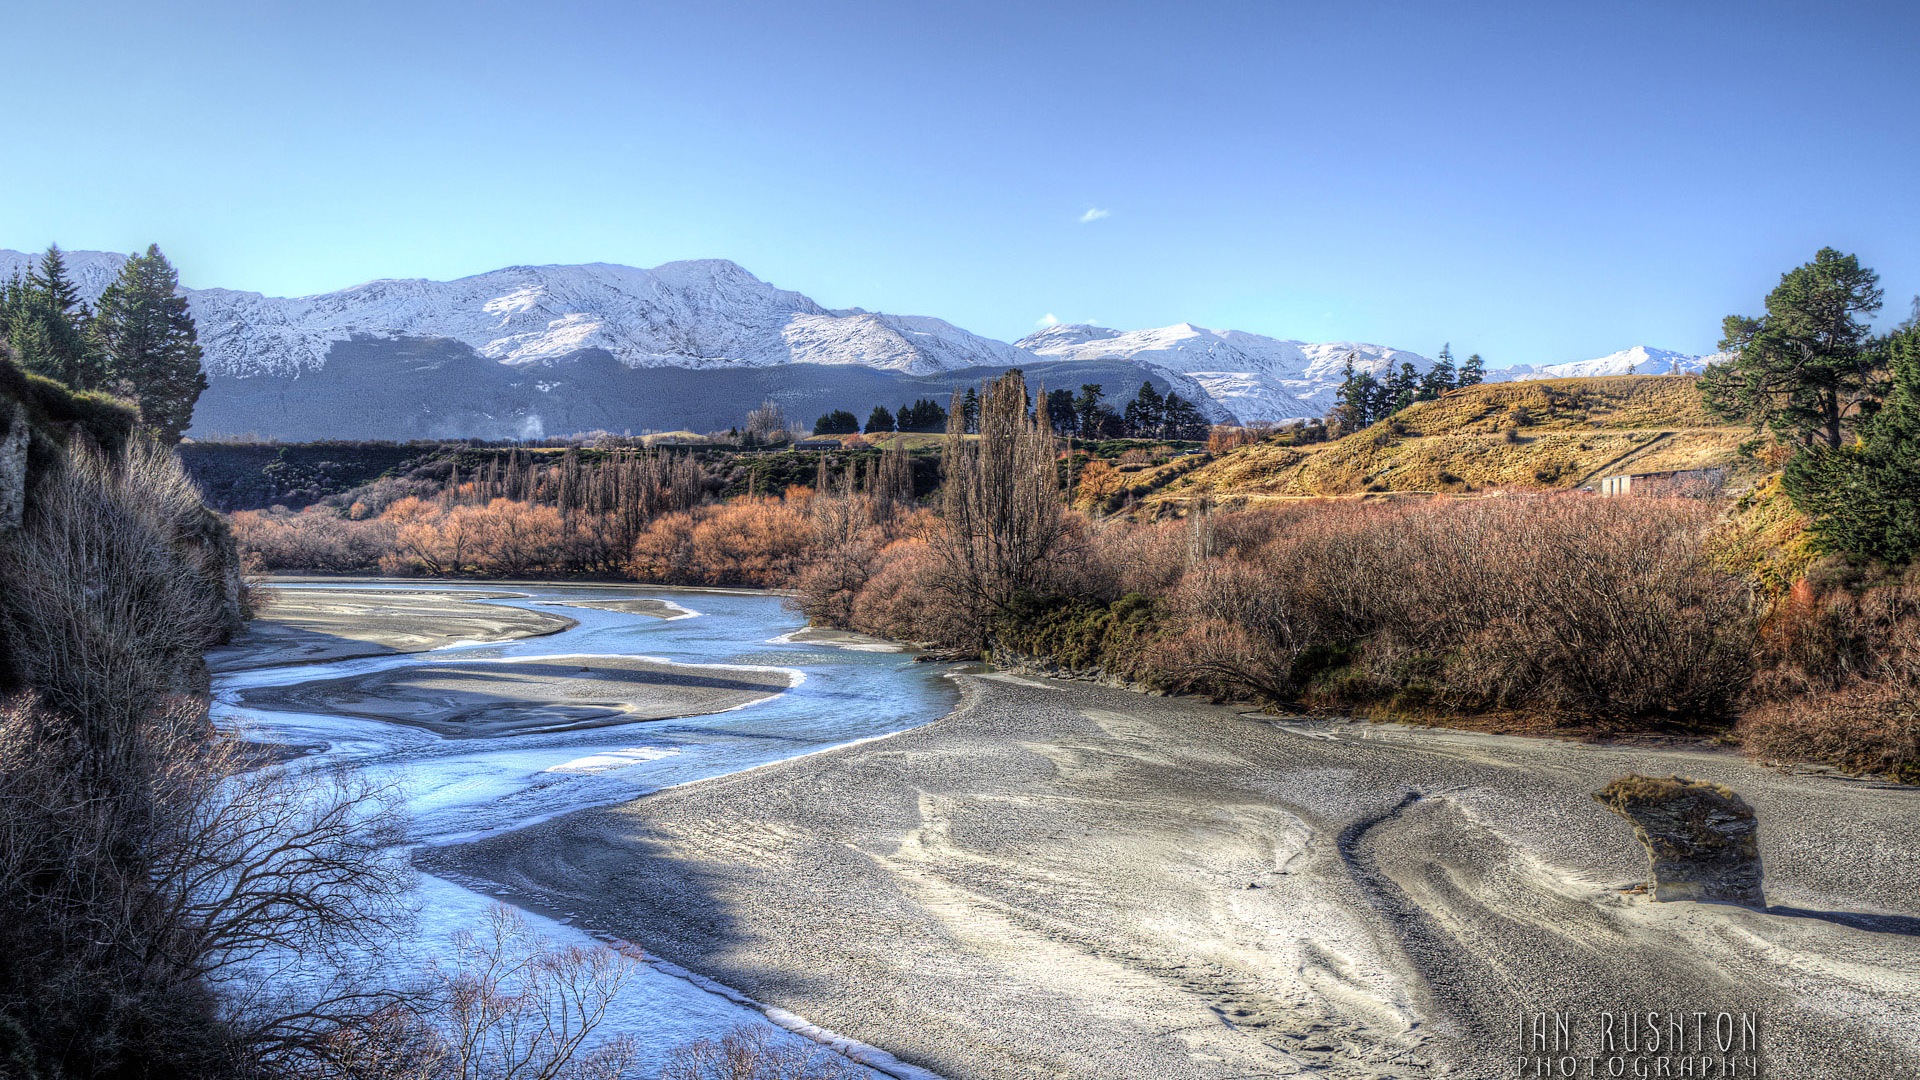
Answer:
932 370 1072 641
745 400 788 443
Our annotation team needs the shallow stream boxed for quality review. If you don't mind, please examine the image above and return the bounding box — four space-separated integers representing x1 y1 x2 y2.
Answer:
213 582 959 1076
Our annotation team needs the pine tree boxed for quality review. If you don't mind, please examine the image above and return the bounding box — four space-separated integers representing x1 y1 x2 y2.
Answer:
812 409 860 435
1459 352 1485 387
1700 247 1884 449
1124 381 1165 437
1161 392 1207 440
1 246 103 389
865 405 896 433
1329 353 1380 433
91 245 207 442
32 245 85 316
1420 343 1456 399
1783 323 1920 563
961 387 981 434
1386 362 1419 415
1073 384 1106 439
1045 388 1076 435
895 397 948 433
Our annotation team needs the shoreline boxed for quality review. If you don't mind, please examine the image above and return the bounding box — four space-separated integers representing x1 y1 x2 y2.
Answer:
217 580 966 1074
425 670 1920 1080
261 573 800 598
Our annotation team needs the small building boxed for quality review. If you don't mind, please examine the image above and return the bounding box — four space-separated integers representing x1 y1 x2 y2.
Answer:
1598 467 1725 498
794 438 842 451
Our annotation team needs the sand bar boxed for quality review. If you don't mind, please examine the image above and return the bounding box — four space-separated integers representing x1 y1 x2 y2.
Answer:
428 673 1920 1079
539 597 688 618
237 653 795 738
209 587 573 671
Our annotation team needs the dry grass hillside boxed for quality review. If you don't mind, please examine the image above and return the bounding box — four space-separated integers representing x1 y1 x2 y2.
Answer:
1151 375 1756 508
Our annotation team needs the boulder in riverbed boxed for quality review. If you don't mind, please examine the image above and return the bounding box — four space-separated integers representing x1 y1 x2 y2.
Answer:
1593 775 1765 907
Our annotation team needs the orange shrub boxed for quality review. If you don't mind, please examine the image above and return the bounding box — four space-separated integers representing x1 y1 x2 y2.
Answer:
630 496 815 587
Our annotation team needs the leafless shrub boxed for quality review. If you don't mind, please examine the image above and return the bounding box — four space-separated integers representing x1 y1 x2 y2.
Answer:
294 905 639 1080
425 905 637 1080
1072 495 1752 726
1738 568 1920 779
0 680 419 1077
659 1025 858 1080
0 437 230 759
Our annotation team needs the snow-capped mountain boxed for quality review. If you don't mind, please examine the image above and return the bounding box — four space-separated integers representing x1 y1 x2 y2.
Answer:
1018 325 1725 423
1 248 1720 438
1491 345 1720 381
0 248 131 303
1019 322 1436 421
0 251 1029 378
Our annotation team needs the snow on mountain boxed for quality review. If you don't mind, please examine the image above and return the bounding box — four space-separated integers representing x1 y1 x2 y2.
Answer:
2 248 1724 429
0 251 1028 379
1018 322 1434 422
1491 345 1719 381
0 247 131 302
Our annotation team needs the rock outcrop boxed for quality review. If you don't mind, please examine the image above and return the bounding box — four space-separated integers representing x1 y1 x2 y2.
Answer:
1594 775 1765 907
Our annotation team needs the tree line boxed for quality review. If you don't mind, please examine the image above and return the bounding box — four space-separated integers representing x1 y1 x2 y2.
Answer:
1327 344 1485 431
1 244 207 443
816 379 1209 441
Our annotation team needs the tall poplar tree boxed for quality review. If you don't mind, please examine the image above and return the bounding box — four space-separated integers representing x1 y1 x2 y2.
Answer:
91 245 207 443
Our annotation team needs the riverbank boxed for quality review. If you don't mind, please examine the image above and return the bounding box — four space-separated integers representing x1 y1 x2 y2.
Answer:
426 672 1920 1079
216 580 964 1075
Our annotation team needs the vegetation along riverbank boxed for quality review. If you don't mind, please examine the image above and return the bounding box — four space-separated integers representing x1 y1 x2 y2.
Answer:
223 251 1920 783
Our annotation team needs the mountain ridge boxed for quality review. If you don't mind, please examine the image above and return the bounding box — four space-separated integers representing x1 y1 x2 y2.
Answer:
1 248 1720 433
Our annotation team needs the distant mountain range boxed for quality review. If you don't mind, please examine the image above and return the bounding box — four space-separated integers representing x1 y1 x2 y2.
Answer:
0 249 1722 440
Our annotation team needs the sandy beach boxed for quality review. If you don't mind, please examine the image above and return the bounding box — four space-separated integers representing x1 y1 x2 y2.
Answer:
427 671 1920 1079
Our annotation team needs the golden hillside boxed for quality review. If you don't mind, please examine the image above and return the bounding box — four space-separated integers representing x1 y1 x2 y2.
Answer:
1152 375 1756 507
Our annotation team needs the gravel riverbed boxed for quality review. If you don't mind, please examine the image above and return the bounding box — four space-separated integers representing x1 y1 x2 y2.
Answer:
428 672 1920 1079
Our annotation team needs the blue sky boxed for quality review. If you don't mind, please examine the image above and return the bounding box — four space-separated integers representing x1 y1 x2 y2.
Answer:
3 0 1915 362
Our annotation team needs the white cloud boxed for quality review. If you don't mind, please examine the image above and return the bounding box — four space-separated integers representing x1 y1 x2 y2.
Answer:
1078 207 1110 223
1037 312 1061 327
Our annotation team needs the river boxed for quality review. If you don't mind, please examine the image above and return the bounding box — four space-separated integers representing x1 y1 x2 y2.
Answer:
212 581 959 1077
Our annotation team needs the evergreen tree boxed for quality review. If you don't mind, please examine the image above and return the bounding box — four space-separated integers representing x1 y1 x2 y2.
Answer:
812 409 860 435
1782 323 1920 563
1073 384 1106 439
1 246 102 389
961 387 981 434
1329 354 1380 433
32 244 85 316
1161 392 1208 440
1458 352 1485 386
91 245 207 442
1387 362 1419 415
1123 381 1165 437
1700 247 1884 449
896 397 948 432
1045 388 1076 435
865 405 896 433
1420 343 1456 399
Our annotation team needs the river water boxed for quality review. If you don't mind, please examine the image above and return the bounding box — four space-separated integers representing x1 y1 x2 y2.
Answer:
212 582 959 1077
